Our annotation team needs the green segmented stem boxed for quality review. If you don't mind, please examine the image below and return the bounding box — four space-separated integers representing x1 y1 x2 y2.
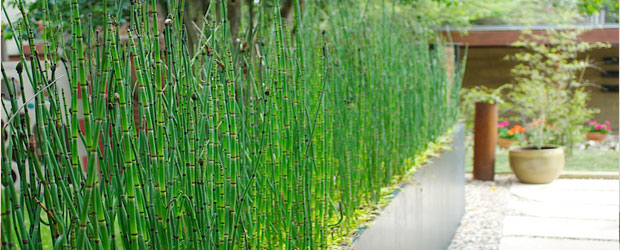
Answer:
1 0 463 249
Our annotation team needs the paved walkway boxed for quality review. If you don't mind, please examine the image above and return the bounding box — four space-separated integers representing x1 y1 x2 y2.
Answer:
499 179 619 250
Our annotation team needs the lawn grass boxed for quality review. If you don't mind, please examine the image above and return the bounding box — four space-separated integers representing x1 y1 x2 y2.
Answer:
466 147 619 174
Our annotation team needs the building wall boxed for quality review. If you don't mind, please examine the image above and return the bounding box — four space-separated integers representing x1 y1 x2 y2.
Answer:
460 46 619 132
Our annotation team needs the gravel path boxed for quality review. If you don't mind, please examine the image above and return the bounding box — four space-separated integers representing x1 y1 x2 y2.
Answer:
448 174 516 250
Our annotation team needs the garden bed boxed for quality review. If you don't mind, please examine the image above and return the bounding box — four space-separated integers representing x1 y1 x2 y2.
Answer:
1 1 464 249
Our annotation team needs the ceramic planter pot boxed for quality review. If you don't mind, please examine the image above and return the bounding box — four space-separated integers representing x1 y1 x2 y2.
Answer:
497 138 517 149
586 132 608 142
508 145 564 184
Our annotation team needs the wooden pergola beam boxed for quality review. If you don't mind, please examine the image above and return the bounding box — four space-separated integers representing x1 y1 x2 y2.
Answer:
440 25 619 47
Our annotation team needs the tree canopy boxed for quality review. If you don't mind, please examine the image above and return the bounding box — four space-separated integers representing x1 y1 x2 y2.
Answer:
408 0 619 27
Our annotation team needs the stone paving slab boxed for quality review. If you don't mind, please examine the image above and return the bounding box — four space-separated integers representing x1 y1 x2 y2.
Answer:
511 179 619 192
560 171 619 180
510 185 618 206
499 236 618 250
503 215 618 241
500 179 620 250
507 199 619 220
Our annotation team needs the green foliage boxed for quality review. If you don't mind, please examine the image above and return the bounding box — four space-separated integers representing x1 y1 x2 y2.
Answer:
2 0 131 41
471 0 583 25
407 0 617 27
459 84 511 131
506 29 610 149
578 0 619 18
1 0 462 249
461 84 511 105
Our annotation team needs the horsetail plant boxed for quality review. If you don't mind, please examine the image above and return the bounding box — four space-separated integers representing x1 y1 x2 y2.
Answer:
1 0 462 249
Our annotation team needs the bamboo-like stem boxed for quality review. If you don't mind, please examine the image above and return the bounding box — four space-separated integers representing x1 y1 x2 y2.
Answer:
1 1 463 249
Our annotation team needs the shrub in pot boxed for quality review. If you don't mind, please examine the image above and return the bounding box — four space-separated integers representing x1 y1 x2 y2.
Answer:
506 29 608 184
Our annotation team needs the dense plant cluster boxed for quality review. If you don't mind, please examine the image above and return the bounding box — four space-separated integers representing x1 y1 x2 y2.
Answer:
1 0 461 249
586 120 612 134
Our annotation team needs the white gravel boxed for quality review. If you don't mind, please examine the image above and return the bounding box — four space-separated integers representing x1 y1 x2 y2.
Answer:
448 174 516 250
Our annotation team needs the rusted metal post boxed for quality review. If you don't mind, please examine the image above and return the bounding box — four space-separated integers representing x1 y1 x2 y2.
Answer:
473 102 497 181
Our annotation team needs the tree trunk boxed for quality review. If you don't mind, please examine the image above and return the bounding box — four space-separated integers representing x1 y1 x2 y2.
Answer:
280 0 304 20
227 0 242 42
280 0 294 19
183 0 210 53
